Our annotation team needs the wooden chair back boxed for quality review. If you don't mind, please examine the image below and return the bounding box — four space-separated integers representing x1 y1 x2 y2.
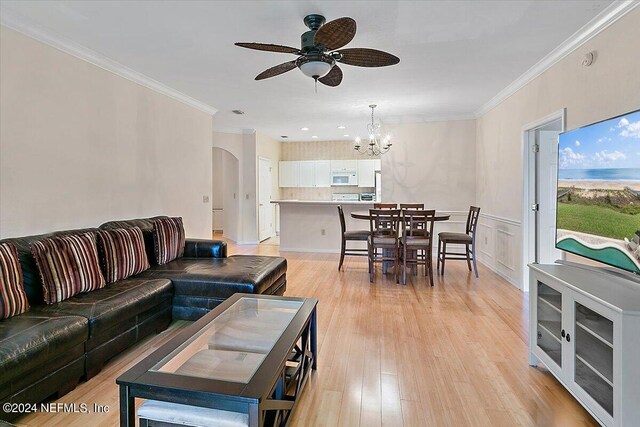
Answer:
402 209 435 240
466 206 481 237
373 203 397 209
368 209 401 236
400 203 424 210
337 205 346 235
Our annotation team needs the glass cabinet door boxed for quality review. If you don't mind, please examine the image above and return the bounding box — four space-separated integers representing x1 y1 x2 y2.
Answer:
536 281 563 369
573 301 614 417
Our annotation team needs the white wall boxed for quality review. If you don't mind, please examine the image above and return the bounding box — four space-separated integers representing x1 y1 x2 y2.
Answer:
475 8 640 288
383 120 477 210
256 132 281 236
0 26 213 239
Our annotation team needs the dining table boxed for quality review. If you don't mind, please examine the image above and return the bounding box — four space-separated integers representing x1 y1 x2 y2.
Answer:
350 210 451 275
350 211 451 222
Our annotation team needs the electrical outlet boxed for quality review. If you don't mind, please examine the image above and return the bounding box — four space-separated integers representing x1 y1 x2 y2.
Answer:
203 195 209 203
321 229 326 236
485 236 488 244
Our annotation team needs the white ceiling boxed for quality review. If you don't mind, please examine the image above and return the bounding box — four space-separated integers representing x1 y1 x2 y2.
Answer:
1 0 614 141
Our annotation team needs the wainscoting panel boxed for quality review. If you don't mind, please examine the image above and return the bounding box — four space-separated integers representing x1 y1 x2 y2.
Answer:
476 214 521 289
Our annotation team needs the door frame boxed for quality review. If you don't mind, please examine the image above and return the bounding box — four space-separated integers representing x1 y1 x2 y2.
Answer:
521 108 565 291
258 156 274 242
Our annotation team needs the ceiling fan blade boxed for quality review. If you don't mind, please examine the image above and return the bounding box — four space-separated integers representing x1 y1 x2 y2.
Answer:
313 17 356 51
235 42 300 54
255 60 298 80
337 48 400 67
318 65 343 87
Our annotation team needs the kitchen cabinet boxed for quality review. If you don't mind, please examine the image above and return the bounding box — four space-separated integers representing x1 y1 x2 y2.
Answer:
529 263 640 427
279 161 300 187
330 160 358 172
357 160 376 188
314 160 331 187
298 161 315 187
279 160 331 188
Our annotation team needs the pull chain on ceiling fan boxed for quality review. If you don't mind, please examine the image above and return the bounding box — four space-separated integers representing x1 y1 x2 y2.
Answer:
235 14 400 88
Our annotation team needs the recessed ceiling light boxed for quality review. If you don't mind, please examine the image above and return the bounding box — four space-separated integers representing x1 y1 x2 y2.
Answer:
311 135 318 139
281 135 288 139
343 134 350 137
300 127 309 131
337 125 346 129
231 109 245 115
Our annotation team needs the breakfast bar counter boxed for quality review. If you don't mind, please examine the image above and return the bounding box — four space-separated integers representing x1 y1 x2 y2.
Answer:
272 200 373 253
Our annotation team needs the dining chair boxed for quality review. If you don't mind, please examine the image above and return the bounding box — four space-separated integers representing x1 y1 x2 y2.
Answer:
399 203 424 209
368 209 401 283
337 205 369 271
400 209 435 286
373 203 397 209
437 206 481 278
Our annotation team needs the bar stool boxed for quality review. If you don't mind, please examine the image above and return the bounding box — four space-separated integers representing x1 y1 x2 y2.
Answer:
437 206 481 278
400 209 435 286
368 209 401 283
337 205 369 271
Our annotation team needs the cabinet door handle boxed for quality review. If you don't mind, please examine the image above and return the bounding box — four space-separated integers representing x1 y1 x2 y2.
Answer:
566 333 571 342
561 329 566 338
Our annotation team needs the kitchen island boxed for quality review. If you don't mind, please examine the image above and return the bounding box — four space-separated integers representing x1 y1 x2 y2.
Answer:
272 200 373 252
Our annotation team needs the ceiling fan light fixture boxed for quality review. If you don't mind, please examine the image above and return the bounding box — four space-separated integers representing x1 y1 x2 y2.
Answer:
299 59 333 79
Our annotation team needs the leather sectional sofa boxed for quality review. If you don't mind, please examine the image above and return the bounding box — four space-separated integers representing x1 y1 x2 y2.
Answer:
0 216 287 422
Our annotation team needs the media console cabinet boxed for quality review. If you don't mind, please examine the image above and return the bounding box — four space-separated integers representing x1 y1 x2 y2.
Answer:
528 262 640 427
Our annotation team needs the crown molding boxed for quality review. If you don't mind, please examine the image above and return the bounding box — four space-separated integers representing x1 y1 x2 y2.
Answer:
384 113 477 124
0 12 218 116
475 0 639 118
212 127 245 135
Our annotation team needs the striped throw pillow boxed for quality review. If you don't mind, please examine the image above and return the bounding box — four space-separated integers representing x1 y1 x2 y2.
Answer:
31 232 106 304
97 227 150 283
0 242 30 319
153 217 186 265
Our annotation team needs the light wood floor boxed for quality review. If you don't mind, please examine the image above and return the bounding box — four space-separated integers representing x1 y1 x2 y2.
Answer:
17 239 597 427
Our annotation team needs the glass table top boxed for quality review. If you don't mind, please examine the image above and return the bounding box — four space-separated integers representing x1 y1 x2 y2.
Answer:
151 297 303 384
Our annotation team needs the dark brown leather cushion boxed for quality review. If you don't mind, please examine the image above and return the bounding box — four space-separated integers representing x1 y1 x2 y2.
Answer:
137 255 287 299
0 310 87 389
37 278 172 344
438 232 472 243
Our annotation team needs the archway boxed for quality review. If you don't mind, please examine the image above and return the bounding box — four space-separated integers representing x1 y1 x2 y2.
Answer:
212 147 240 242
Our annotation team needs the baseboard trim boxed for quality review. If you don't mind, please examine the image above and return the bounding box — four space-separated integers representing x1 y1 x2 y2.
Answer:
478 255 521 289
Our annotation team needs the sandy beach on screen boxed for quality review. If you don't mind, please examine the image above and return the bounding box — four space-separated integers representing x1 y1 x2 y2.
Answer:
559 180 640 191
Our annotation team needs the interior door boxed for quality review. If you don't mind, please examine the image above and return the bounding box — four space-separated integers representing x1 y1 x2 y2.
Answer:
258 158 273 241
536 129 563 263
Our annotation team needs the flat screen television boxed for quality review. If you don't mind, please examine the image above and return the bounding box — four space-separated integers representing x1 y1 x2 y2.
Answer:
556 109 640 275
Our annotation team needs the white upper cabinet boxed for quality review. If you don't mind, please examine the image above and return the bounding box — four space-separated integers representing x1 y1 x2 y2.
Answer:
298 161 315 187
331 160 358 172
357 159 376 188
281 159 379 188
374 159 382 171
279 161 300 187
314 160 331 187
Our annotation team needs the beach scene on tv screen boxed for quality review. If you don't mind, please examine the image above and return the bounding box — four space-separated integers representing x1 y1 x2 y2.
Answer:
556 110 640 274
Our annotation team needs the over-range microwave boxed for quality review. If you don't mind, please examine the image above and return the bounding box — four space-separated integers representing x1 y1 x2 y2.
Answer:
331 171 358 186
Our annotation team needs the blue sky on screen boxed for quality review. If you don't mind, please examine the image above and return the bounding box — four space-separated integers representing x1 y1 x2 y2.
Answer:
559 110 640 169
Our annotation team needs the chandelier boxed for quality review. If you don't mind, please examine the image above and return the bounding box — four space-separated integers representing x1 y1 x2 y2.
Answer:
354 105 392 156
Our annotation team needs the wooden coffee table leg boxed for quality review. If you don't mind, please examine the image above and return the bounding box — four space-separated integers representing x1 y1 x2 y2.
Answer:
311 308 318 370
119 385 135 427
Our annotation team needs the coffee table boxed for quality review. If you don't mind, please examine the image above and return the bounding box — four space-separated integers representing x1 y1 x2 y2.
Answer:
117 294 318 427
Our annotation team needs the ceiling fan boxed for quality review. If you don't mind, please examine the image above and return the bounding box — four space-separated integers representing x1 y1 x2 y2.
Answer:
235 14 400 87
